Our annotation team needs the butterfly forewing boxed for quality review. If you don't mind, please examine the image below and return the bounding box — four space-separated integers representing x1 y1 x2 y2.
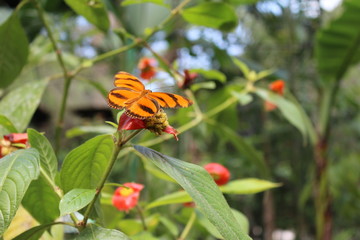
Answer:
148 92 193 108
114 71 145 91
108 87 141 109
126 96 160 119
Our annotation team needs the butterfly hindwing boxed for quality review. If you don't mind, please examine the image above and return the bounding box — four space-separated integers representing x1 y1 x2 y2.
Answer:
108 87 141 109
148 92 193 108
126 96 160 119
114 71 145 91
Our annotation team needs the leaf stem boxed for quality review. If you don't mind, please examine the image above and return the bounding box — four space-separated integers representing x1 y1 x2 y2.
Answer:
136 205 147 231
80 130 142 227
178 210 196 240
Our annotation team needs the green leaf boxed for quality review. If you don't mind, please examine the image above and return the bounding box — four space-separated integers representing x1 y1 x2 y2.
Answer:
64 0 110 32
220 178 281 194
22 175 60 224
141 157 176 183
159 216 179 237
0 13 29 88
73 224 130 239
134 145 251 240
191 69 226 83
12 222 65 240
66 125 115 138
146 191 192 210
232 58 250 78
0 148 40 236
60 135 114 193
121 0 169 7
181 2 238 31
0 80 48 136
229 0 259 4
255 88 308 139
60 189 96 216
0 115 17 133
316 0 360 81
27 129 57 180
190 81 216 92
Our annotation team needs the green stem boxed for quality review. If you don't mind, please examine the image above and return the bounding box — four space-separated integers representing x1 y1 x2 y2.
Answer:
81 130 142 227
34 0 73 153
178 210 196 240
136 205 147 231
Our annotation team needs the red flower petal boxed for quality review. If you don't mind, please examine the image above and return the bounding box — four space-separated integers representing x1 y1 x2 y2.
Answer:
112 182 144 212
163 125 179 141
204 163 231 186
269 80 285 95
4 133 28 144
118 114 146 130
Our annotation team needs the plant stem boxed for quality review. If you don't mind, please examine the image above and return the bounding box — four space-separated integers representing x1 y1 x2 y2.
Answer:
136 205 147 231
81 130 142 227
34 0 73 153
178 210 196 240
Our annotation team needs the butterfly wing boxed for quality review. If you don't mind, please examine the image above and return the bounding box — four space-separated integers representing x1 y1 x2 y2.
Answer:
114 71 145 91
148 92 193 108
108 87 141 109
125 95 160 119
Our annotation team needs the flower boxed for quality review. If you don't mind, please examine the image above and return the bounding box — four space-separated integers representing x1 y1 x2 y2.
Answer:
0 133 29 158
138 57 157 80
118 110 179 140
112 182 144 212
204 163 231 186
178 69 198 89
265 80 285 111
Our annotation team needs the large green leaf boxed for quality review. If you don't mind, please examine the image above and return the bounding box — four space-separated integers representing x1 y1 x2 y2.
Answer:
59 189 96 216
0 80 48 136
27 129 57 180
316 0 360 81
0 115 17 133
0 149 40 236
64 0 109 32
0 13 29 88
12 222 64 240
255 88 308 139
134 145 251 240
60 135 114 193
73 224 129 240
220 178 281 194
22 175 60 224
181 2 237 31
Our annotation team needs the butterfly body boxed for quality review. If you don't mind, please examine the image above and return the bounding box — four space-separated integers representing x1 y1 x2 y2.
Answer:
108 72 193 119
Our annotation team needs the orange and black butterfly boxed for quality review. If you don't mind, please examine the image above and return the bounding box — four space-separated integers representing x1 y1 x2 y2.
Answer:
108 71 193 119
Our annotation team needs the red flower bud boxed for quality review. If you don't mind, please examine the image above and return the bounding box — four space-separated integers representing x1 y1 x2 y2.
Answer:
204 163 231 186
138 57 157 80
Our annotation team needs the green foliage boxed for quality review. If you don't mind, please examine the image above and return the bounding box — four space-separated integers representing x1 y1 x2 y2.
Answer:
0 115 18 133
146 191 192 210
27 129 58 180
0 80 48 136
0 13 29 88
316 0 360 81
121 0 169 7
181 2 238 31
220 178 281 194
22 175 60 224
60 189 96 216
134 145 251 240
73 224 130 239
12 222 63 240
60 135 114 193
64 0 109 32
0 149 39 236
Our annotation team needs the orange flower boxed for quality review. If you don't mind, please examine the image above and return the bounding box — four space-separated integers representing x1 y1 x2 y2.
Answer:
204 163 231 186
112 183 144 212
269 80 285 95
265 80 286 111
0 133 29 158
138 57 157 80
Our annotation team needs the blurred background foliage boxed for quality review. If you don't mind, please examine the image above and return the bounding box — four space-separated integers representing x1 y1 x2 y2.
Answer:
1 0 360 239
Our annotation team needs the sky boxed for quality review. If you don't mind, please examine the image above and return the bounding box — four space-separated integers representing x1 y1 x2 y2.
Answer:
320 0 342 11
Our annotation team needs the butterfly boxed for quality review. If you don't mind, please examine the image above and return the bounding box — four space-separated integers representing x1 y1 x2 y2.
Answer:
108 71 193 119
